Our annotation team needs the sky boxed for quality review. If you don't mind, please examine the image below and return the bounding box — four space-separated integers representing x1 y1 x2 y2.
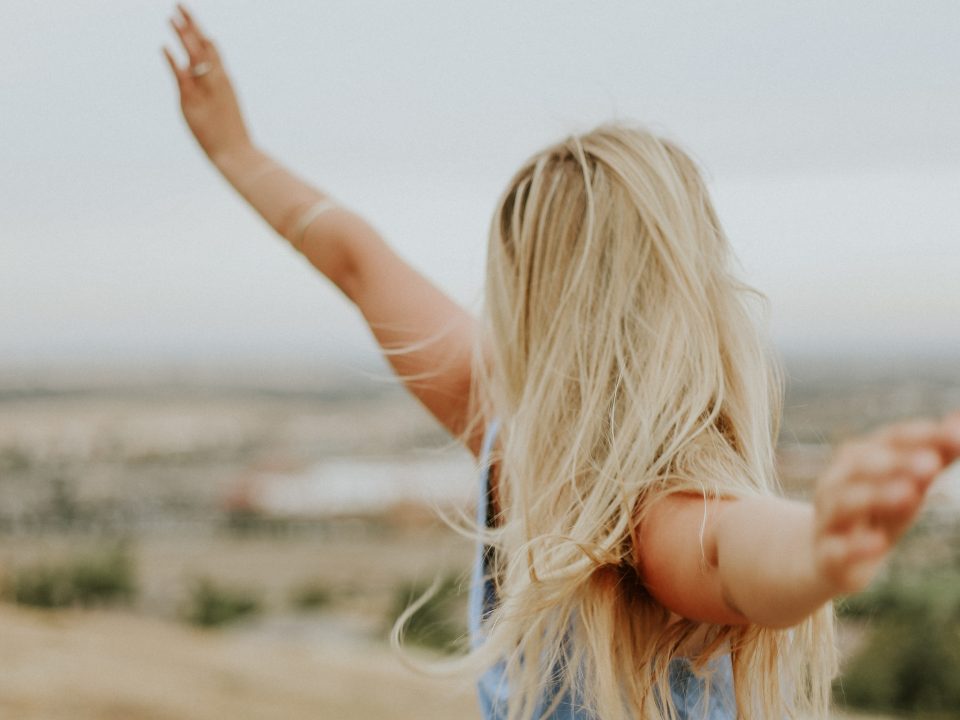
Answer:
2 1 959 375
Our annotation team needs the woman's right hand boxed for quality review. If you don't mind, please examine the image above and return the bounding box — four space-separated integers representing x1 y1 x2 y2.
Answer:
811 413 960 595
162 4 252 161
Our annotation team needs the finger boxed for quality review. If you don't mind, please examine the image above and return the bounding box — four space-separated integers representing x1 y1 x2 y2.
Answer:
177 3 208 41
818 529 887 593
846 525 888 562
841 442 942 484
161 45 186 85
873 418 960 463
177 5 208 49
178 4 219 61
828 442 898 482
873 418 939 445
823 479 917 532
939 412 960 453
816 534 870 592
177 3 197 28
170 16 204 65
823 483 874 531
181 4 223 67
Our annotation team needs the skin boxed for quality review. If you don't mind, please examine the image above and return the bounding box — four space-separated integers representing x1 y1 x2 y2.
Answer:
163 5 482 456
640 417 960 628
162 5 960 630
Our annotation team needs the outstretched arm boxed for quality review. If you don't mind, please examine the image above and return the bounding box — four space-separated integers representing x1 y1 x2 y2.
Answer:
637 414 960 628
163 5 483 454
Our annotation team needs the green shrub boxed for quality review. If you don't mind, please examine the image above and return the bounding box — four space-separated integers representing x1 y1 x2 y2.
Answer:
839 614 960 715
837 574 960 716
387 573 467 653
183 577 262 628
3 545 137 609
223 508 294 537
0 446 30 473
6 564 74 608
837 575 960 622
289 580 333 611
68 545 137 607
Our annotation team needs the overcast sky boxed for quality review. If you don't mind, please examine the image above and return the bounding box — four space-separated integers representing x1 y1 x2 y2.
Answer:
2 1 959 374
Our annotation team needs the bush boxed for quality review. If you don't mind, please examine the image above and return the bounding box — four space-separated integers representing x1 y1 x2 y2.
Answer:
3 544 137 609
0 446 30 473
837 574 960 716
68 545 137 607
183 577 262 628
387 573 467 653
289 580 333 611
837 574 960 622
6 564 74 608
839 614 960 714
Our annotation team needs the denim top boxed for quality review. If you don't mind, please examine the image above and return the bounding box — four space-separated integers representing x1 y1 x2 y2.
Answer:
467 418 738 719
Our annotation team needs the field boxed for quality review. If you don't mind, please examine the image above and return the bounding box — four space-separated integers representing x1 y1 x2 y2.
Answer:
0 531 889 720
0 532 479 720
1 355 959 718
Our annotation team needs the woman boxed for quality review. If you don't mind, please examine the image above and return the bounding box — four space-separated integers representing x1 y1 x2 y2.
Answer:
163 6 960 718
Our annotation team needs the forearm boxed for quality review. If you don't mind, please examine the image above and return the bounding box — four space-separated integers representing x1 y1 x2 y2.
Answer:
212 143 366 297
210 146 480 447
212 144 318 236
643 421 959 628
165 9 379 301
713 496 836 628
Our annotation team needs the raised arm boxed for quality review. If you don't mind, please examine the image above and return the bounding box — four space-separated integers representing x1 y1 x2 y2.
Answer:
636 414 960 628
162 5 484 454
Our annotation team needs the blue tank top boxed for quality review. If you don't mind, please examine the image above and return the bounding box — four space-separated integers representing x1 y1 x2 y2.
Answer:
467 418 738 719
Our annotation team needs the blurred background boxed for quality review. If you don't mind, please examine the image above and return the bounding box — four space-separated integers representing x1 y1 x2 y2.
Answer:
2 1 960 718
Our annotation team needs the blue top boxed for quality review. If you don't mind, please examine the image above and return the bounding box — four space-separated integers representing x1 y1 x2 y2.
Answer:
467 418 738 719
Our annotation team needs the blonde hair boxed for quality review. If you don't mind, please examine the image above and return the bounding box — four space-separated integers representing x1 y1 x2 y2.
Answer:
393 122 838 719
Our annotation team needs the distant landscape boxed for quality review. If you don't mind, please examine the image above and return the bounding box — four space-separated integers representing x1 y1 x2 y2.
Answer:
1 351 959 719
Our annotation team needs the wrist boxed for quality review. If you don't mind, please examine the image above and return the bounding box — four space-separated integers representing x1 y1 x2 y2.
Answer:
211 141 262 175
800 508 843 603
717 497 838 628
211 143 284 199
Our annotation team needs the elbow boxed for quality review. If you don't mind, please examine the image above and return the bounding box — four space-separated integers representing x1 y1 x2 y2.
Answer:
717 580 751 626
331 251 363 302
299 219 366 302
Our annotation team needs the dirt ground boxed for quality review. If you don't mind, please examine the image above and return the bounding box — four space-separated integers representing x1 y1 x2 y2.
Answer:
0 526 483 719
0 521 893 720
0 379 924 719
0 604 895 720
0 604 478 720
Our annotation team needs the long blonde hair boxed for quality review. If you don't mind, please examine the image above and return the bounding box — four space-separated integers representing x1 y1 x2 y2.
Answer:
394 122 838 719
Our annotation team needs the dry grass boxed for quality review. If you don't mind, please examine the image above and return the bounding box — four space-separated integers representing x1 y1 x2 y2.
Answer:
0 378 924 719
0 529 895 719
0 605 478 720
0 603 893 720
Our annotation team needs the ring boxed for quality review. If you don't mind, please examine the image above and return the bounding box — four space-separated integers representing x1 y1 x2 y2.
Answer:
190 61 213 78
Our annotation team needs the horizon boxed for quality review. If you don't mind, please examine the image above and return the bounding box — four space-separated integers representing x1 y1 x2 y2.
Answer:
3 343 960 394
